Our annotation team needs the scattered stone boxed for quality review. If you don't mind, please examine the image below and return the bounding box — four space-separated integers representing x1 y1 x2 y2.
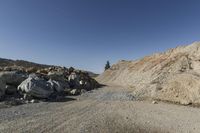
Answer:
25 67 38 74
30 99 36 103
81 89 87 94
152 101 158 104
4 99 24 106
48 71 65 81
68 72 78 81
64 88 72 95
36 69 48 75
180 100 191 106
70 89 80 95
3 67 12 71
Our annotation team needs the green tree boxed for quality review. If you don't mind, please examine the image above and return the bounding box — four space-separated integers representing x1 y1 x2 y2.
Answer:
105 61 111 71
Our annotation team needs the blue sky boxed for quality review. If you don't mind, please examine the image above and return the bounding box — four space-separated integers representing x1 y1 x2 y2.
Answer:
0 0 200 73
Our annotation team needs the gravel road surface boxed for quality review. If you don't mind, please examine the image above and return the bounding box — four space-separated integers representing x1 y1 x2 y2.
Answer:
0 86 200 133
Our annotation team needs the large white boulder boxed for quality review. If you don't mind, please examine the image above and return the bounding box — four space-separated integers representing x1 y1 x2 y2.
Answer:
18 76 54 98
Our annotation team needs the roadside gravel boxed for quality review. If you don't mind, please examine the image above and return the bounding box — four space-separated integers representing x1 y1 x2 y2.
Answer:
0 86 200 133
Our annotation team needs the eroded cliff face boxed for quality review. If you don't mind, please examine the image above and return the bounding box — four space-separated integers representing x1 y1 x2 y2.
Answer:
97 42 200 105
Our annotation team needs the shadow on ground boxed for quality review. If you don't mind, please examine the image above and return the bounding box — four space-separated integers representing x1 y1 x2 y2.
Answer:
46 97 76 103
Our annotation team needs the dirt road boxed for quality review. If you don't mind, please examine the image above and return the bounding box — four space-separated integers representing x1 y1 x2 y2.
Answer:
0 86 200 133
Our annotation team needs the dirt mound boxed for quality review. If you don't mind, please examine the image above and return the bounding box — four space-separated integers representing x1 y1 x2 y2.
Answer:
97 42 200 105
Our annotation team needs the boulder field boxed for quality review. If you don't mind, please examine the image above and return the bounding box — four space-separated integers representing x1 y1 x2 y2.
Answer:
96 42 200 105
0 66 99 103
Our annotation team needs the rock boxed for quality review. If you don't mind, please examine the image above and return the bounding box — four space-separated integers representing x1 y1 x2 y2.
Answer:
30 99 36 103
86 79 99 90
64 88 72 94
0 63 99 101
81 89 87 94
5 85 17 95
23 94 32 100
29 73 39 79
48 79 64 93
0 70 24 98
68 72 80 88
48 67 54 71
0 71 28 86
3 67 12 71
69 67 75 73
4 99 24 106
79 80 84 85
36 69 48 75
0 80 6 98
47 71 70 90
48 71 66 81
152 101 158 104
180 100 191 105
68 72 79 81
68 71 99 91
18 76 54 99
25 67 38 74
70 89 80 95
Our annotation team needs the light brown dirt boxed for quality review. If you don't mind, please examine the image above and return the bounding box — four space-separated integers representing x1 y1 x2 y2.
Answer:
96 42 200 105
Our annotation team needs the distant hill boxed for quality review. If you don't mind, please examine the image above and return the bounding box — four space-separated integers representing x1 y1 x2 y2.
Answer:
0 58 52 69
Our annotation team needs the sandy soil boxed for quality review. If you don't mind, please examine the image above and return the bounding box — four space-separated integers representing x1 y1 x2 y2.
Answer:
96 42 200 105
0 86 200 133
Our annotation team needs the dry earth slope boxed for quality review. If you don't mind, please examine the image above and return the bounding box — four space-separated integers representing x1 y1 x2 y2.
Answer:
96 41 200 105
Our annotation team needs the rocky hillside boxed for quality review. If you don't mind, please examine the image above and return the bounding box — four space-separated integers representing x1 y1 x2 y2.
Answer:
97 42 200 105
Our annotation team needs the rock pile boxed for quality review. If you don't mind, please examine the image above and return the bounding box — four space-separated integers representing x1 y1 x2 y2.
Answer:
0 71 28 97
0 66 99 103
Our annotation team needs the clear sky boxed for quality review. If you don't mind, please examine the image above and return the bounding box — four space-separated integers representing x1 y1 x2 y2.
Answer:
0 0 200 73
